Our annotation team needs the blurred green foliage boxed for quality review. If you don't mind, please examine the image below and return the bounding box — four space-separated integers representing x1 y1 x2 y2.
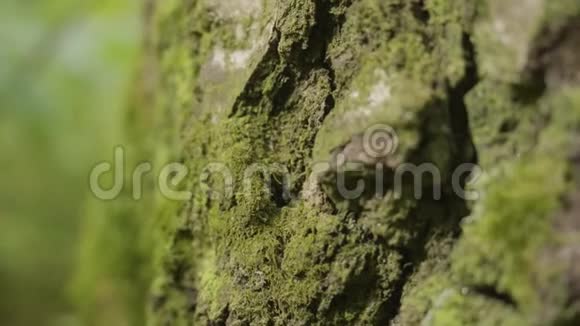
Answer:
0 1 140 325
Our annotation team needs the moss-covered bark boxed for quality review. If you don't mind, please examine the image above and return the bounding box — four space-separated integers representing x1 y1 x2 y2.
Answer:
77 0 580 325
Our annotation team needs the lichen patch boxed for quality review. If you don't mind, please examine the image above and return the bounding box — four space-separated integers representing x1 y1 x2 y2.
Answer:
210 0 263 20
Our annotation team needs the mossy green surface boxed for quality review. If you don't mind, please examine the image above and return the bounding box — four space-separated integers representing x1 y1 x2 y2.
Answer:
77 0 580 325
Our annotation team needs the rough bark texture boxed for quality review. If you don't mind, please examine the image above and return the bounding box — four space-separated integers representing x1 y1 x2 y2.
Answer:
77 0 580 325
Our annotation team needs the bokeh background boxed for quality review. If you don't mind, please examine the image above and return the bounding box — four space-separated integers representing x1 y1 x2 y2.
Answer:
0 1 141 324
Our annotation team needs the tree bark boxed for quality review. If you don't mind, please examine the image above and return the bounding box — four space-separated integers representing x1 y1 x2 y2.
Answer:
78 0 580 325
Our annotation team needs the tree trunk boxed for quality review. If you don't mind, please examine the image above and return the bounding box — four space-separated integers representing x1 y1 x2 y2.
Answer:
78 0 580 325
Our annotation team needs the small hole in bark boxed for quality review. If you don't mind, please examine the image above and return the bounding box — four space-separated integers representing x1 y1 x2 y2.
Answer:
499 119 518 133
411 0 430 23
471 285 517 307
270 174 291 207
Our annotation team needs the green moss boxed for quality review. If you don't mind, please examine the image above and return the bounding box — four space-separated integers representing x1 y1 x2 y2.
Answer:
453 155 566 303
148 0 481 323
474 0 580 83
428 289 525 326
465 80 539 168
78 0 580 324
